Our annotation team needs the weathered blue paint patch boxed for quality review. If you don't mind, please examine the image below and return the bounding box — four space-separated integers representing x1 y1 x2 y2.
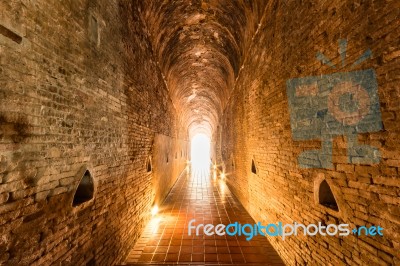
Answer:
286 41 382 169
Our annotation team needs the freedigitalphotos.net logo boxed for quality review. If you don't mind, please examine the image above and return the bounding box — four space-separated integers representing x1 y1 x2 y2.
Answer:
188 219 383 241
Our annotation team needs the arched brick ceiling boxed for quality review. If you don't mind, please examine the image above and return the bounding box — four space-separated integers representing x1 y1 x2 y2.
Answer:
138 0 267 138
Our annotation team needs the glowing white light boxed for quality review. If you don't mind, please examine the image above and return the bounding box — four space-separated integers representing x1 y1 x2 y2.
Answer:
213 171 217 179
190 134 211 170
150 217 161 234
151 205 159 216
220 172 226 179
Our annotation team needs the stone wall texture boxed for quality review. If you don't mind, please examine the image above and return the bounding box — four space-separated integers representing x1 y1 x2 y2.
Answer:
218 0 400 265
1 0 400 265
0 0 187 265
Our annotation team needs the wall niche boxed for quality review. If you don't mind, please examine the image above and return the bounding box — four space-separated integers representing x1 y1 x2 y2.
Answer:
72 168 94 207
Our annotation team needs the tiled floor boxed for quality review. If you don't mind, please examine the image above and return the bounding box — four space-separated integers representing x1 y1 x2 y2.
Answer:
124 166 284 265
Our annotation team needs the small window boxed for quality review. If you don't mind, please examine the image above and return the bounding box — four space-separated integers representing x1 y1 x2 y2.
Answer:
166 154 169 163
73 170 94 207
147 156 152 172
319 180 338 211
251 159 257 174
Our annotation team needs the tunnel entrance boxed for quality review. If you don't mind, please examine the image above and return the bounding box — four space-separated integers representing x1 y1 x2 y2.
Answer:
190 134 211 169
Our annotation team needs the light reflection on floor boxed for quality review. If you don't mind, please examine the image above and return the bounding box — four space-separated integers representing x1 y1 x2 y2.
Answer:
125 164 284 265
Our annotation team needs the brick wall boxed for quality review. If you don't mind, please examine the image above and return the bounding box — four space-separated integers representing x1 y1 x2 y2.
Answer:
0 0 186 265
218 1 400 265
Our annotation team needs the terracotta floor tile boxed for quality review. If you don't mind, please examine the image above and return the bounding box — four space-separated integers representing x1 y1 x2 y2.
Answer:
191 253 204 262
231 253 246 263
205 246 217 253
142 246 156 253
218 253 232 263
147 239 159 246
180 246 192 254
215 239 228 246
228 246 242 254
239 240 252 246
227 240 239 246
167 245 180 253
241 246 260 254
137 253 152 262
217 246 230 253
164 253 179 262
204 239 216 246
125 166 284 265
181 236 192 240
182 239 192 246
205 253 218 262
151 253 166 262
158 239 170 246
244 253 269 263
193 239 204 246
155 246 169 253
192 246 204 253
171 234 182 240
170 239 181 246
179 253 192 262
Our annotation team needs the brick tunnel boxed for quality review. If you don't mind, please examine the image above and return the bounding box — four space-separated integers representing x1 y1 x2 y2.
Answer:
1 0 399 265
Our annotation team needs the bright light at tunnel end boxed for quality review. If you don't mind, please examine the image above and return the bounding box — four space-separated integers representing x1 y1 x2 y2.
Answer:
190 133 211 169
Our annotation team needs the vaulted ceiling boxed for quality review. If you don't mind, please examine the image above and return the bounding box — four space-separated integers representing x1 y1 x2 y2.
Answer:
138 0 267 138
